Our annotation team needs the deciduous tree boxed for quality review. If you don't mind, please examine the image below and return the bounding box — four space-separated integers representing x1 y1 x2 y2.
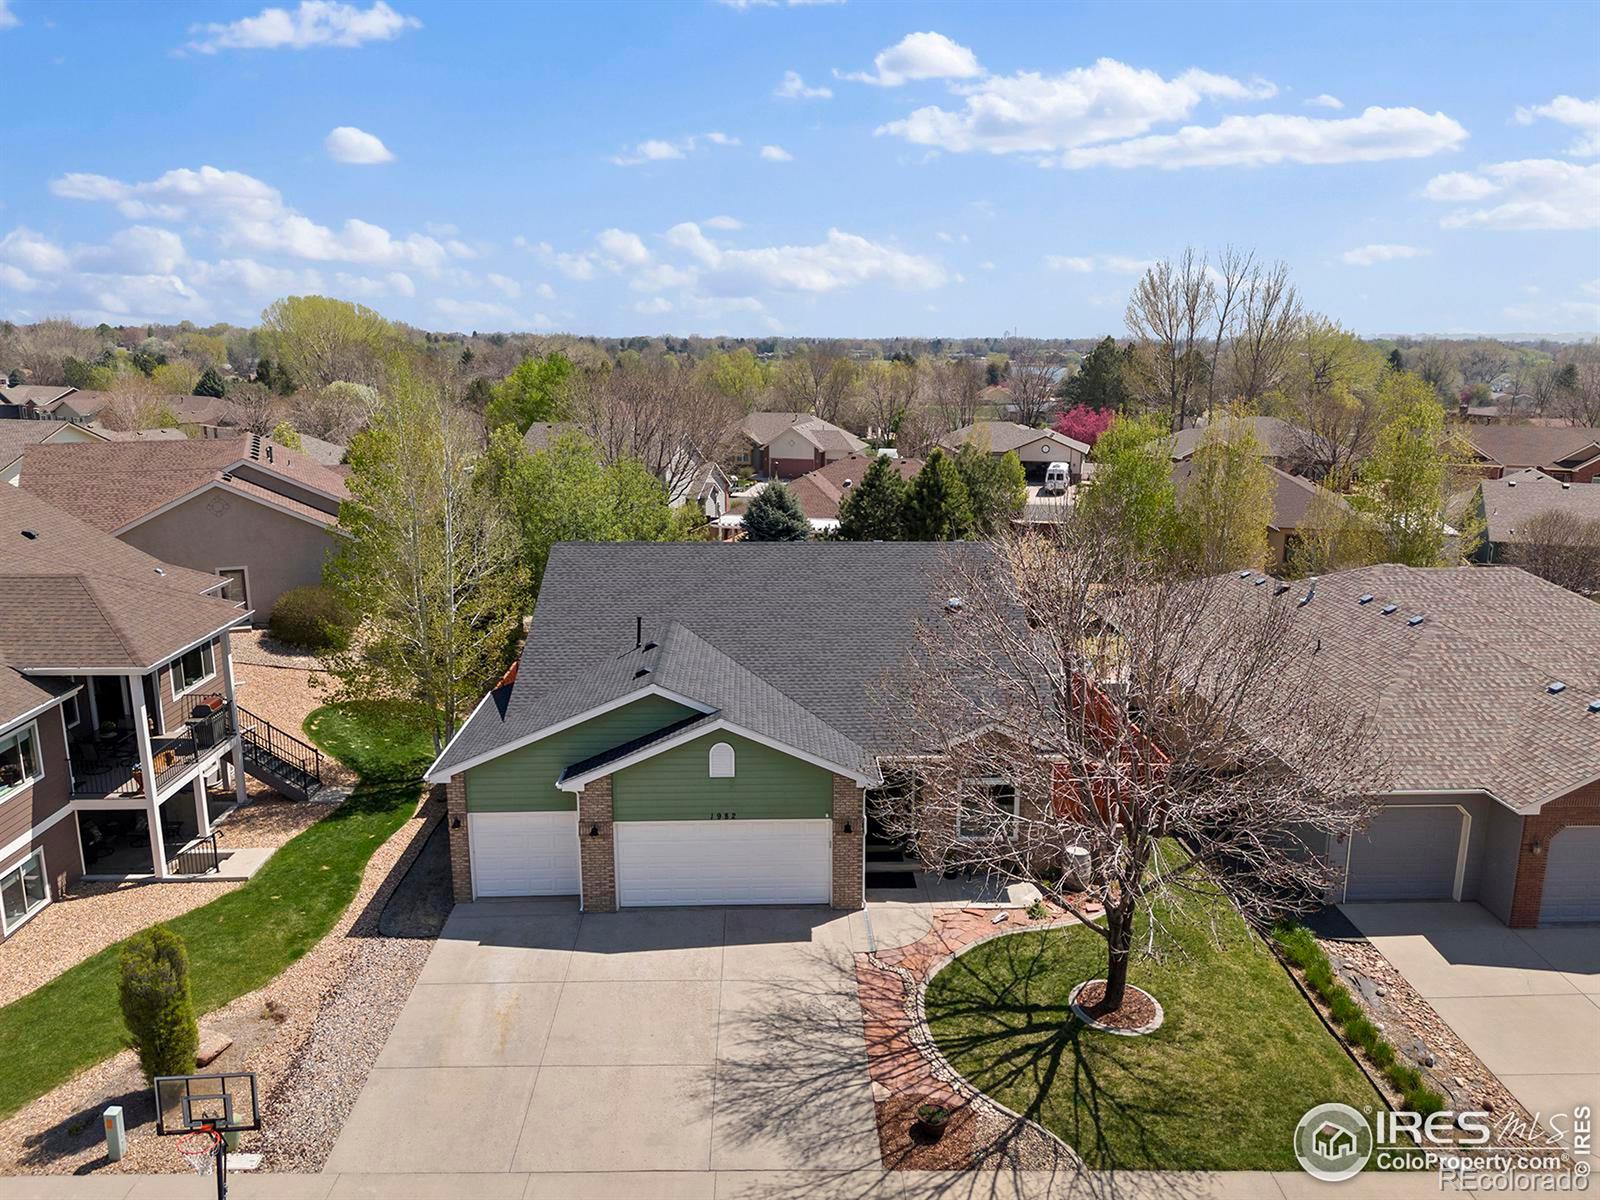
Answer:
485 352 573 433
1174 409 1275 572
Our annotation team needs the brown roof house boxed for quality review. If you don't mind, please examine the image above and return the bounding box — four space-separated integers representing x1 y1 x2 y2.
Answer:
523 421 731 520
1218 564 1600 926
939 421 1089 483
18 433 348 620
1168 415 1333 477
0 420 111 486
1460 426 1600 483
1478 468 1600 564
0 487 328 941
1171 461 1356 569
736 412 867 480
725 452 921 535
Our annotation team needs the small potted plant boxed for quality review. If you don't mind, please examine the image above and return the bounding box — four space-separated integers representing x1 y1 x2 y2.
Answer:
913 1102 951 1143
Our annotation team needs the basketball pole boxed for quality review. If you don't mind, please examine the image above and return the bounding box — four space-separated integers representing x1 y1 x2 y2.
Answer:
211 1127 228 1200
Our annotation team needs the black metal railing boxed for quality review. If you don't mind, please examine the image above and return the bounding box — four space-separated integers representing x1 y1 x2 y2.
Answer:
69 697 233 798
168 832 221 876
237 707 324 790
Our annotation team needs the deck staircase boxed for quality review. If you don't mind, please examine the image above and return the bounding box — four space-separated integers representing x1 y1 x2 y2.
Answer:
237 707 326 802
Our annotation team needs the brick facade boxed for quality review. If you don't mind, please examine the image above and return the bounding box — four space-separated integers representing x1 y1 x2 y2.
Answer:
446 774 472 904
830 773 864 911
1508 778 1600 927
578 775 617 913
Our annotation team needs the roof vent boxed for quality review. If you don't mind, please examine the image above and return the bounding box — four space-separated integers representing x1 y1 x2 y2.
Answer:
641 640 658 652
842 478 853 489
1273 582 1291 596
1358 593 1374 604
1380 603 1398 615
1237 570 1252 579
944 596 964 612
633 668 650 679
1297 576 1318 607
1588 699 1600 713
1548 681 1567 694
18 529 37 540
1253 576 1268 586
154 567 165 576
1562 481 1572 490
1507 478 1516 487
1407 614 1424 626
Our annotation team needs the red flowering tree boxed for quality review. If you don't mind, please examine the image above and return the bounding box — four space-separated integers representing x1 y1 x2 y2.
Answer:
1054 404 1115 447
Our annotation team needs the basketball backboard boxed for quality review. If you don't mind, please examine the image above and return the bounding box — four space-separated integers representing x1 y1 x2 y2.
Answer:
153 1073 260 1135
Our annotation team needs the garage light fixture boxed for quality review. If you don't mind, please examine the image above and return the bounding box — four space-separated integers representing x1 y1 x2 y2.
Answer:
588 823 600 837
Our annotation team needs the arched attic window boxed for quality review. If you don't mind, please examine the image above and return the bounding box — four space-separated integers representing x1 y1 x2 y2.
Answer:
709 742 735 778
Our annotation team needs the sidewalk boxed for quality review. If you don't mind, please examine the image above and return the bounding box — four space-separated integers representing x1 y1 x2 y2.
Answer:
0 1170 1496 1199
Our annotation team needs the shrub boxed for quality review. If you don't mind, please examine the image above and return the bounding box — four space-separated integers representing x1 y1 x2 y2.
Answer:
118 925 199 1082
1027 900 1048 921
269 585 355 652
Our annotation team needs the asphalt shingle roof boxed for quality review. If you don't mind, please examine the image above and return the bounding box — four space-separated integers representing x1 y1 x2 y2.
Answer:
740 411 867 455
941 421 1089 456
431 541 979 779
1481 469 1600 543
1224 564 1600 812
1171 461 1351 531
1463 426 1600 471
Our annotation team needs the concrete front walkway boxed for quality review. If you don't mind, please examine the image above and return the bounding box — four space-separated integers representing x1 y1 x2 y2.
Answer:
324 899 931 1180
1342 901 1600 1146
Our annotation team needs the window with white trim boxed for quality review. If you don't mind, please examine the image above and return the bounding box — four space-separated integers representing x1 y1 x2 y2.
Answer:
0 723 42 802
958 777 1018 840
709 741 736 778
0 848 48 933
170 642 217 699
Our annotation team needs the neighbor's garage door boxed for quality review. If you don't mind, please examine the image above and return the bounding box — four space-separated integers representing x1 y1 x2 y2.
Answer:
468 811 580 898
615 819 830 906
1345 806 1464 901
1540 826 1600 925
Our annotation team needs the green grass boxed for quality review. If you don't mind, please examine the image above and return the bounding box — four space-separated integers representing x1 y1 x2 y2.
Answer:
0 698 435 1120
925 886 1381 1170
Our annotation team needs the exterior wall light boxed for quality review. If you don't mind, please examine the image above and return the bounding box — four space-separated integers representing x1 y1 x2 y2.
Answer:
589 824 600 837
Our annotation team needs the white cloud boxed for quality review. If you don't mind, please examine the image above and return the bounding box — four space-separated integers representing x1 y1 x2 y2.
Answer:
775 70 831 100
880 58 1280 154
840 31 982 87
432 297 535 329
1425 159 1600 231
1044 253 1151 273
186 1 419 53
635 297 673 315
78 226 189 275
0 228 71 274
1513 95 1600 157
50 164 464 269
760 144 794 162
485 272 521 298
554 252 596 280
660 221 946 293
979 260 995 270
596 228 652 267
610 131 740 166
1341 243 1425 267
331 270 415 299
0 1 18 30
704 215 743 230
325 125 394 164
1305 94 1344 110
1047 106 1466 169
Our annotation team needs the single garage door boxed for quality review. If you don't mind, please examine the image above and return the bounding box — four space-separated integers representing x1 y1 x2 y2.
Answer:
1540 826 1600 925
468 811 580 898
615 819 831 907
1345 805 1465 901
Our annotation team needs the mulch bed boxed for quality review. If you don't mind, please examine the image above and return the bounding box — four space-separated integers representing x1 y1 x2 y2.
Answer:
1072 980 1159 1030
854 901 1098 1172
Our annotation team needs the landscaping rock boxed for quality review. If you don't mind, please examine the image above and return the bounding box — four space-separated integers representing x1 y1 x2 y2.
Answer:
1403 1037 1437 1068
195 1032 234 1068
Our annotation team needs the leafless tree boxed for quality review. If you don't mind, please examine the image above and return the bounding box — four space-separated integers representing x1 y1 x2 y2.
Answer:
871 523 1386 1015
1459 340 1512 388
1126 249 1214 432
224 380 283 435
1203 245 1253 419
858 360 919 442
775 347 859 426
1004 345 1058 427
1412 342 1458 399
1527 362 1562 418
12 318 103 385
292 381 378 443
1229 260 1302 407
1555 344 1600 426
1507 510 1600 595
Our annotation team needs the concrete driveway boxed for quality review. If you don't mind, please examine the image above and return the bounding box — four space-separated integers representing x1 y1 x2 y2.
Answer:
1342 902 1599 1146
325 899 929 1185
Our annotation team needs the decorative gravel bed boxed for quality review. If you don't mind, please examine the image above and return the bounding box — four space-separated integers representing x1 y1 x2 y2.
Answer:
0 797 323 1010
229 631 356 788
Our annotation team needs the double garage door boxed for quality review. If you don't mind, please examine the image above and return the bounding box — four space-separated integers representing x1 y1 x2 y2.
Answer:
1344 805 1466 902
469 813 831 906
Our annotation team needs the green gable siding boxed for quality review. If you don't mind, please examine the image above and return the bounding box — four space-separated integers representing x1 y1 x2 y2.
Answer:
466 694 695 813
611 731 832 822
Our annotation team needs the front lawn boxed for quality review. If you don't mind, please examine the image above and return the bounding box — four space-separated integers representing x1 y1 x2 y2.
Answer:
0 699 434 1121
925 885 1381 1170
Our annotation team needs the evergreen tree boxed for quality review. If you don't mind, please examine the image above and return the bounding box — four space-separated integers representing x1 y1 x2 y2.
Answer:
837 454 908 540
118 925 199 1082
952 445 1026 536
903 449 974 540
193 367 226 397
743 480 811 541
1387 347 1405 373
1061 336 1132 412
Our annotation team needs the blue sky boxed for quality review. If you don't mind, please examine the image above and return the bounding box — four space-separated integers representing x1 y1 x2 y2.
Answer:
1 0 1597 338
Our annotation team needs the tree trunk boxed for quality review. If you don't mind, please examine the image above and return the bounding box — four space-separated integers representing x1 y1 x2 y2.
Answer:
1100 902 1135 1012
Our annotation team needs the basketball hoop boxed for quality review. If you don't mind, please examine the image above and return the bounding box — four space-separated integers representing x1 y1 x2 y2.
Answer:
177 1127 220 1176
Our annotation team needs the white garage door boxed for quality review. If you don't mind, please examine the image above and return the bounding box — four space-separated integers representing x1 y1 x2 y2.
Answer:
468 811 580 898
1540 826 1600 925
1345 805 1465 901
615 819 831 907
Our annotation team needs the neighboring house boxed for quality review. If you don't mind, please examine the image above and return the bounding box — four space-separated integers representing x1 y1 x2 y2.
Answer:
939 421 1088 482
523 421 730 520
1168 415 1330 476
87 426 190 444
736 412 868 479
725 452 922 535
0 487 264 937
1478 468 1600 564
426 542 982 911
1171 461 1354 569
1 421 111 486
1222 564 1600 926
1459 426 1600 483
18 433 348 620
295 433 348 468
0 384 80 419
